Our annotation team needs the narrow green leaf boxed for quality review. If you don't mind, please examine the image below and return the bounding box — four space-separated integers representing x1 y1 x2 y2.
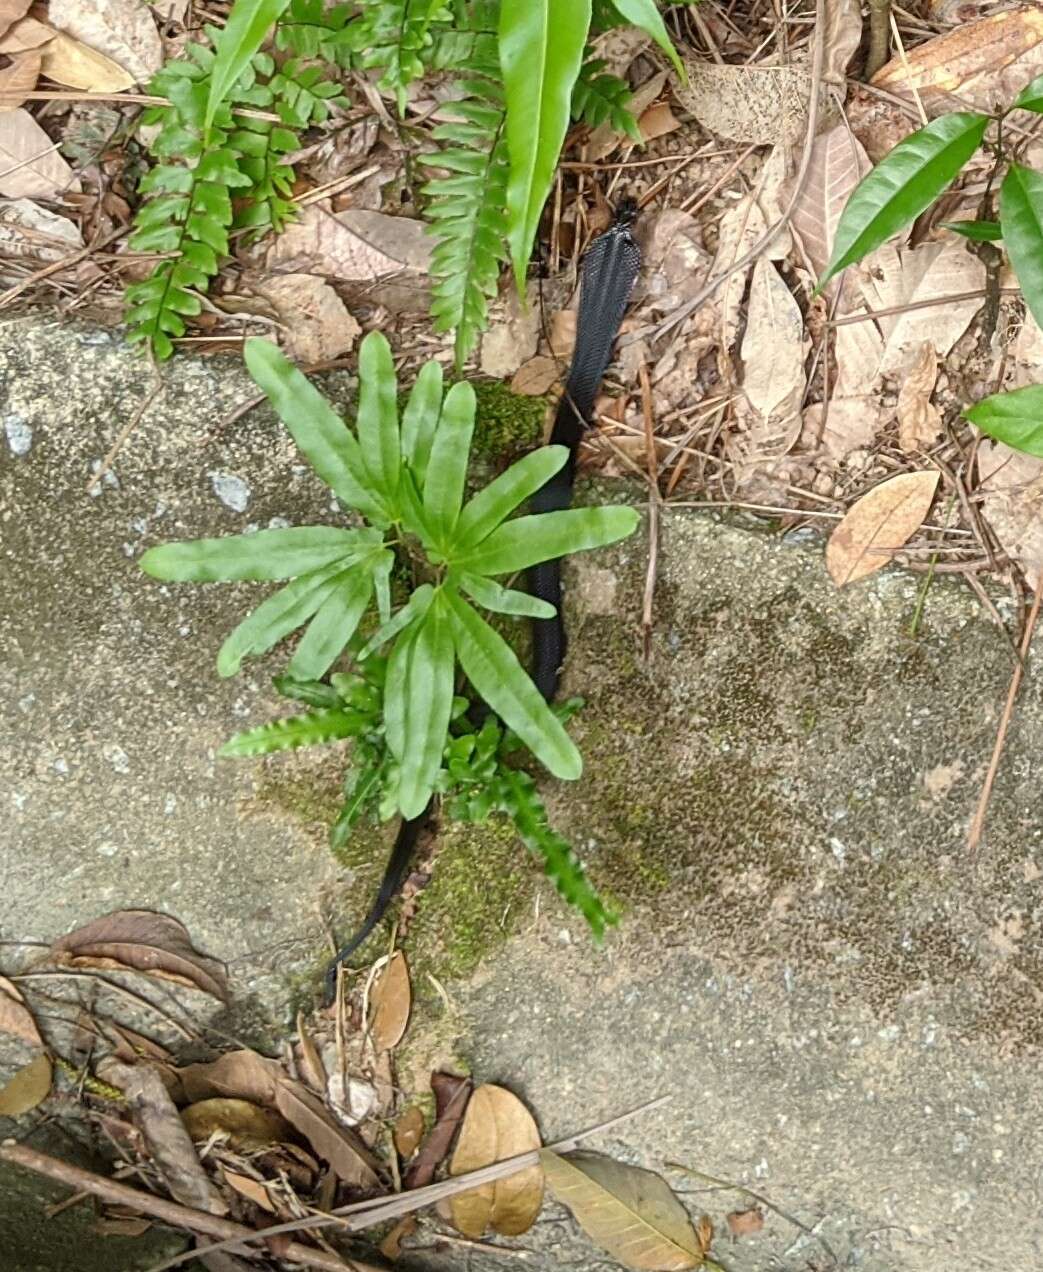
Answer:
452 446 569 550
140 526 371 582
244 337 391 525
1015 72 1043 113
609 0 684 77
356 331 400 503
1000 164 1043 332
455 506 639 576
273 675 341 708
423 381 477 540
383 621 417 765
458 571 556 619
445 589 581 780
216 560 346 677
358 583 435 659
818 112 989 290
941 219 1002 242
331 763 385 847
219 706 367 757
401 358 444 483
206 0 291 131
395 598 456 818
288 565 374 680
965 385 1043 457
500 0 592 287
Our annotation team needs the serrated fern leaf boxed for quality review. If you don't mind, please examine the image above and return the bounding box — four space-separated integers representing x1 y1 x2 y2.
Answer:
573 58 641 141
220 706 369 757
503 769 618 940
276 0 356 65
352 0 453 114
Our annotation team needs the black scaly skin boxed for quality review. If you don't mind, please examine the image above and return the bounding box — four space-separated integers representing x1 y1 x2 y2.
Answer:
323 203 641 1000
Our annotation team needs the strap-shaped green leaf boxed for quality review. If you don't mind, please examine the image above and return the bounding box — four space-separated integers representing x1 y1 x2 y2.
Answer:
1000 164 1043 332
244 337 391 525
394 598 456 818
423 380 477 540
457 571 556 619
219 706 367 757
455 506 639 576
356 331 401 504
608 0 683 77
941 219 1001 242
445 588 580 780
965 385 1043 457
206 0 291 130
358 583 435 659
500 0 591 287
140 526 374 581
288 564 375 680
331 762 386 847
452 445 569 550
818 112 988 290
216 559 347 677
401 358 444 483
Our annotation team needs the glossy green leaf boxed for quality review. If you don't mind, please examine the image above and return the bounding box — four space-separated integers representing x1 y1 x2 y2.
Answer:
500 0 591 287
358 583 435 659
455 506 639 576
458 571 555 619
288 565 374 680
1015 72 1043 113
139 526 370 581
609 0 683 77
331 762 385 847
965 385 1043 457
401 358 443 483
942 219 1002 242
356 331 401 503
818 112 989 290
219 706 367 757
423 381 476 540
244 337 391 525
1000 164 1043 332
445 589 580 780
206 0 291 130
452 445 569 549
273 675 341 708
383 620 417 764
216 560 346 677
395 598 456 818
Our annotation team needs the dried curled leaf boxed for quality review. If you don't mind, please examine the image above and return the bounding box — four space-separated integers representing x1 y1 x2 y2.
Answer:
541 1150 703 1271
274 1079 381 1188
178 1048 283 1106
896 342 942 453
0 1052 52 1116
0 975 42 1048
49 909 228 1002
403 1071 472 1190
449 1084 543 1237
394 1105 426 1159
369 951 411 1052
826 471 940 586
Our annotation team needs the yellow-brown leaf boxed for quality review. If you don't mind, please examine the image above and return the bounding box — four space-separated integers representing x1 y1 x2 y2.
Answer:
0 1052 52 1116
181 1098 290 1150
449 1084 543 1237
370 951 411 1052
0 974 42 1047
826 471 940 586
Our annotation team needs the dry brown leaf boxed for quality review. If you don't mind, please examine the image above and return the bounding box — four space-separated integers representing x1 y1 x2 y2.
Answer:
675 60 811 145
274 1079 380 1188
638 99 680 141
789 124 871 290
449 1083 543 1238
380 1215 416 1259
480 282 541 376
826 471 940 585
403 1071 472 1190
103 1022 171 1066
541 1150 703 1271
0 15 52 52
0 974 42 1048
39 27 134 90
0 48 40 110
49 0 161 85
0 1052 52 1115
370 951 411 1052
222 1170 275 1214
977 440 1043 587
873 9 1043 117
50 909 228 1002
91 1213 152 1237
740 257 805 421
587 70 665 161
394 1105 426 1159
711 191 768 350
726 1207 764 1237
896 341 942 453
695 1214 713 1254
0 0 32 42
635 207 711 314
822 0 862 87
178 1048 282 1106
258 272 360 364
295 1011 326 1093
510 355 560 396
181 1098 290 1150
0 107 77 197
268 206 430 287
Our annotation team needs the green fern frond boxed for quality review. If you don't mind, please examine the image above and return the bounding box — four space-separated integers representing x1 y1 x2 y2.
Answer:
220 707 369 757
276 0 355 65
352 0 453 114
573 57 641 141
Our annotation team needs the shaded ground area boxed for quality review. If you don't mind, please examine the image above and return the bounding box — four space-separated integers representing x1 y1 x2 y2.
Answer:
2 317 1041 1269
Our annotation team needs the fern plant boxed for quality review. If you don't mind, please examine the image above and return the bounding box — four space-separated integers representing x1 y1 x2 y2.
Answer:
140 333 637 935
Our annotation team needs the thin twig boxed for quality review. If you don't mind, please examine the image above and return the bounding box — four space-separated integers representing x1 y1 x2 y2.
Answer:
0 227 129 310
86 364 163 493
0 1142 377 1272
967 586 1043 852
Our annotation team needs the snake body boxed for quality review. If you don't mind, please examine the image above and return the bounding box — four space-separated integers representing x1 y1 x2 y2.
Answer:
324 205 641 995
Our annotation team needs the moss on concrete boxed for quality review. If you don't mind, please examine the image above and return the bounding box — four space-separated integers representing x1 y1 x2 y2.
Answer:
472 380 546 457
